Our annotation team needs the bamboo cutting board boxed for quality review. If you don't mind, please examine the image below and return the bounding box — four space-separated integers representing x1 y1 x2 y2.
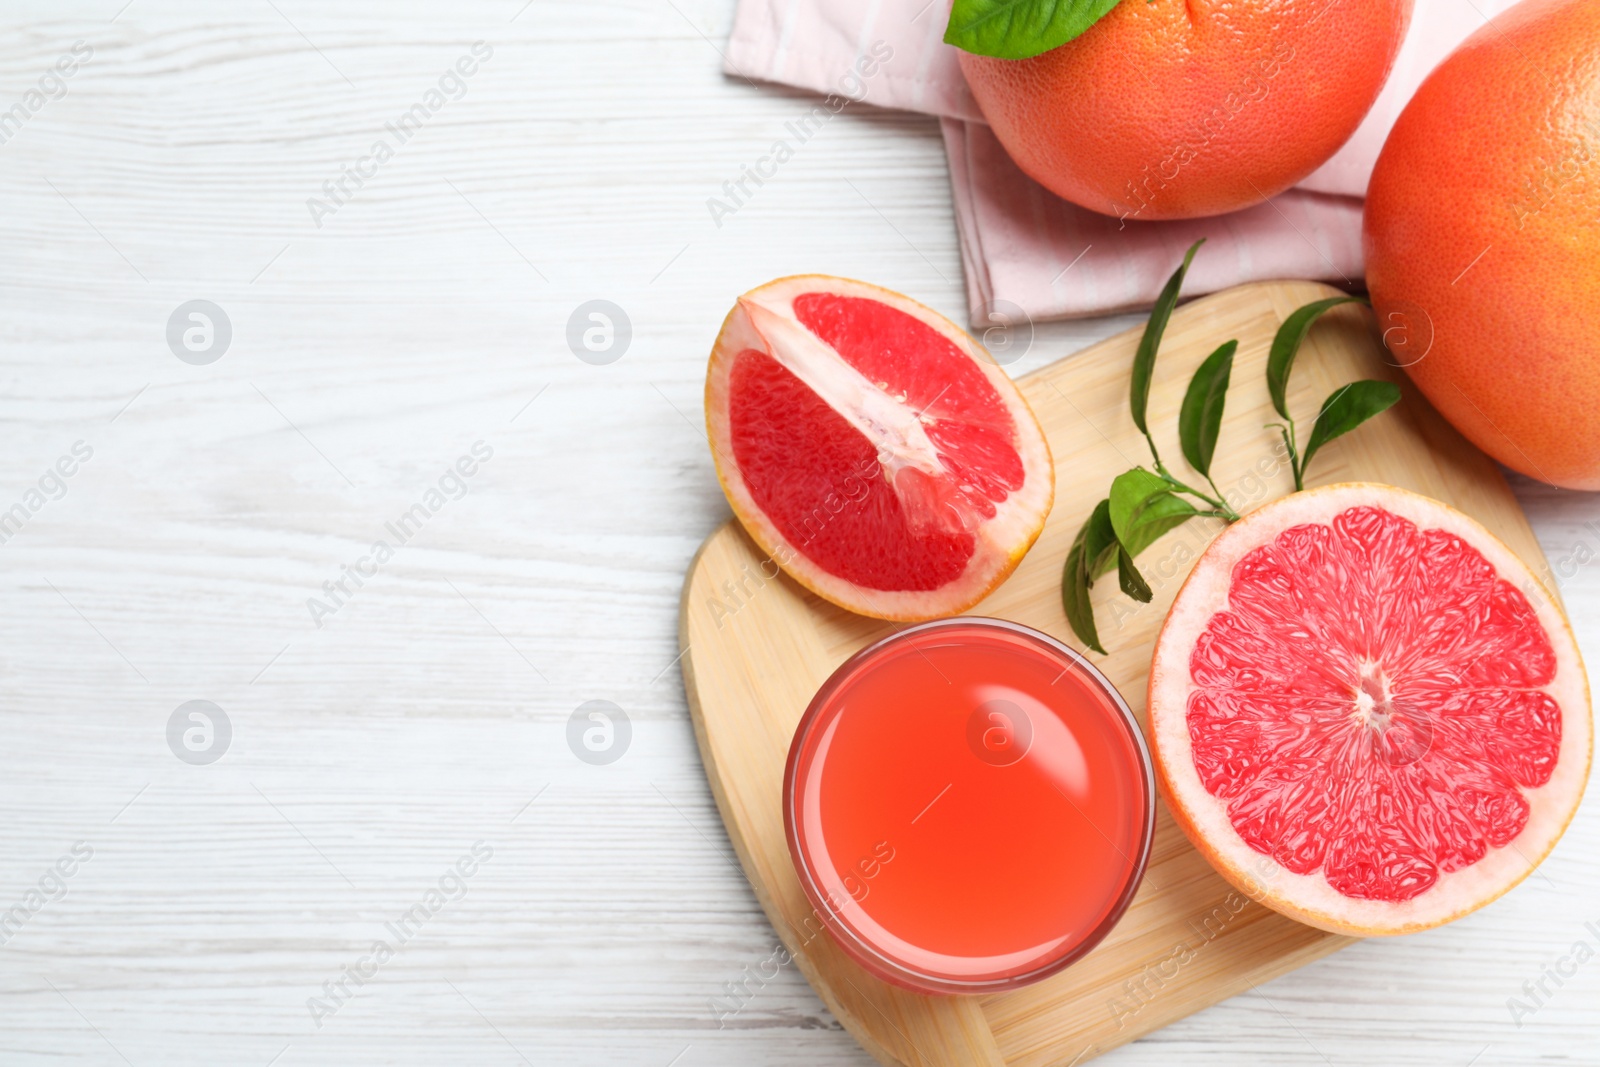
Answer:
678 281 1552 1067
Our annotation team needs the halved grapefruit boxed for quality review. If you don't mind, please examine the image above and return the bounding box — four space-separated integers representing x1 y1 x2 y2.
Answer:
705 276 1053 621
1149 483 1591 935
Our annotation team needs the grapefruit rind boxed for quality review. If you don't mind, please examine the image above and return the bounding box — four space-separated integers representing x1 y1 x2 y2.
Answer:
1148 483 1591 936
1364 0 1600 491
705 275 1054 621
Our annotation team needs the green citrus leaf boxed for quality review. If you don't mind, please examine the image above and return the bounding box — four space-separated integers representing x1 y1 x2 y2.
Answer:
1124 493 1200 557
1117 545 1153 603
1178 339 1236 480
1108 469 1167 541
1062 506 1109 654
1108 469 1199 558
1266 297 1365 422
944 0 1123 60
1300 379 1403 474
1130 239 1204 437
1082 498 1118 582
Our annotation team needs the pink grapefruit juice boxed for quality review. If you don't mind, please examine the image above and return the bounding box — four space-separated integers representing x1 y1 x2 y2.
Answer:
784 618 1154 994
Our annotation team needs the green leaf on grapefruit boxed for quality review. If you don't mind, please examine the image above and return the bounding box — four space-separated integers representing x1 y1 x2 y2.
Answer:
945 0 1124 60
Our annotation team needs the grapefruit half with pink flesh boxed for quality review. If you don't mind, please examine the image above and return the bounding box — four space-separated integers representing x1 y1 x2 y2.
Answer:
705 276 1053 621
1149 483 1590 935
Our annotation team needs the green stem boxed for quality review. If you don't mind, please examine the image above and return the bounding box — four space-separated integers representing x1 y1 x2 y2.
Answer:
1270 420 1304 492
1142 429 1164 474
1153 462 1240 522
1287 418 1304 491
1147 427 1240 522
1203 472 1231 514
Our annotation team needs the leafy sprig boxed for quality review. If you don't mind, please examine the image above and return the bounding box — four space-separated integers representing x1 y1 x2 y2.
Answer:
1061 242 1400 654
1124 240 1241 524
1265 297 1402 490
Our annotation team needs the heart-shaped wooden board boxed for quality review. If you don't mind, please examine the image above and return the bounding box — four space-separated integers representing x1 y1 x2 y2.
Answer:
679 281 1553 1067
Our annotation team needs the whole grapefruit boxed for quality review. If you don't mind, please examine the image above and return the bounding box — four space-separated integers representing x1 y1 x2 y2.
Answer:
957 0 1413 220
1364 0 1600 491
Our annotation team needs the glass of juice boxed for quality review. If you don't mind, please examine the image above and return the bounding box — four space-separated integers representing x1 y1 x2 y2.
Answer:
783 617 1154 994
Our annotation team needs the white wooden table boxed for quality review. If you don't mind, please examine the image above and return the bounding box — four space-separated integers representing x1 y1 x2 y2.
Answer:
0 2 1595 1064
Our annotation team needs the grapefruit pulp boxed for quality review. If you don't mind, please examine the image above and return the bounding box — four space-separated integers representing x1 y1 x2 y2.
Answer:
1149 484 1590 935
705 276 1053 621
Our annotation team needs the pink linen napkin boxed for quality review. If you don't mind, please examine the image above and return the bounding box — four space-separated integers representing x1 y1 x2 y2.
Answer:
724 0 1513 323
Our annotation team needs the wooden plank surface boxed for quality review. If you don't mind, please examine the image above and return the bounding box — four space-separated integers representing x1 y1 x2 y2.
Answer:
680 281 1563 1066
0 2 1596 1064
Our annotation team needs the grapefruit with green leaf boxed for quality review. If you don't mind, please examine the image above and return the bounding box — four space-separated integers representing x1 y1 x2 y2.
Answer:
954 0 1413 220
